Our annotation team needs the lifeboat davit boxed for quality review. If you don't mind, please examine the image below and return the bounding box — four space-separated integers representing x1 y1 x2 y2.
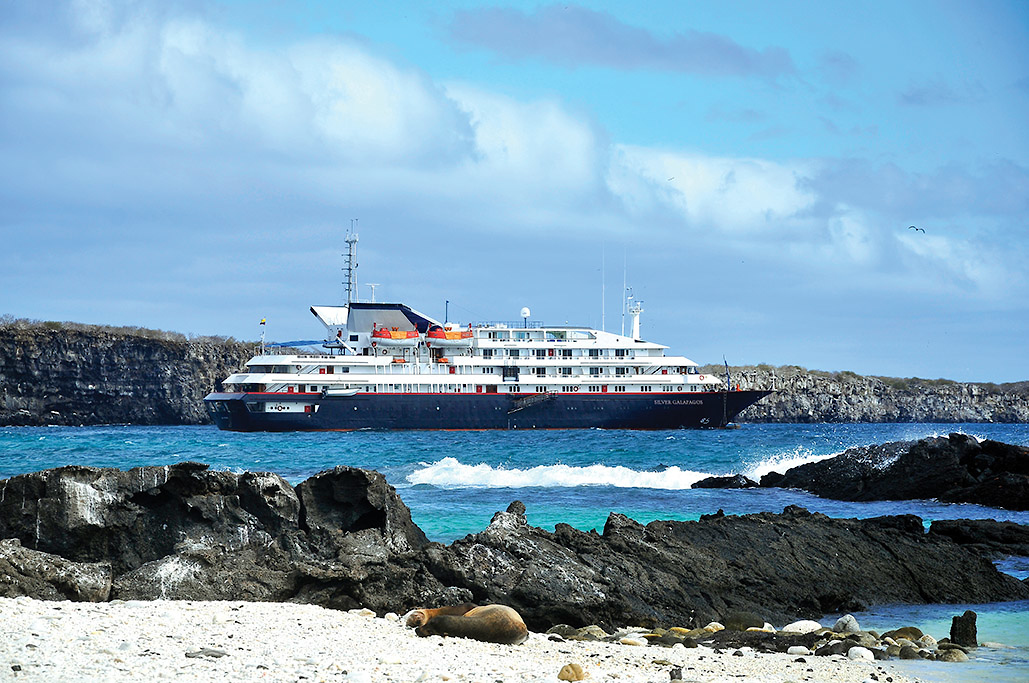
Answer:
371 325 420 347
426 324 473 347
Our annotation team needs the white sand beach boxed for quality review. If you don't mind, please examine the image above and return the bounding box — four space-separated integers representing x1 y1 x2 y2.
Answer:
0 597 920 682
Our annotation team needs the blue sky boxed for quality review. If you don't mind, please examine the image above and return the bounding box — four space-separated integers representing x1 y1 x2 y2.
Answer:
1 0 1027 382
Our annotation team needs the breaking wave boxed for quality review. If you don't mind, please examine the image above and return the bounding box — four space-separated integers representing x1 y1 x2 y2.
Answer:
406 457 709 490
741 446 839 481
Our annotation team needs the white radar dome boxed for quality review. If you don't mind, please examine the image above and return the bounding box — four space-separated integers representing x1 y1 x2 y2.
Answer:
520 307 531 319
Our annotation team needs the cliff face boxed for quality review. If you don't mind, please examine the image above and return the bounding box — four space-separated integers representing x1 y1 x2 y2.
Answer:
0 324 253 426
703 365 1029 423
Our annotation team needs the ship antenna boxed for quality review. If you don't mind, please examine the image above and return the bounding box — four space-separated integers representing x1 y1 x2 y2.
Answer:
601 245 606 332
343 221 359 304
621 249 627 336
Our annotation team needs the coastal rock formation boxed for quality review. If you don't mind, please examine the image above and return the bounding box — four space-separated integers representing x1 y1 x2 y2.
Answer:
761 433 1029 510
692 474 759 489
0 463 442 609
2 464 1028 633
0 538 111 601
928 518 1029 557
433 503 1029 630
0 321 253 426
707 364 1029 423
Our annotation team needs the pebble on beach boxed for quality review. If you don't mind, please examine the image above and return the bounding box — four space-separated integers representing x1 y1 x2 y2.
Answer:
0 597 925 683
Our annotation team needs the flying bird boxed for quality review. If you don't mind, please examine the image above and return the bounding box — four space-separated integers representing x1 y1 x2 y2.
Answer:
908 225 925 233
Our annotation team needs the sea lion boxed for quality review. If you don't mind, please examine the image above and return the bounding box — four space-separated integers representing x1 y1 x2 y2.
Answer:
404 603 529 645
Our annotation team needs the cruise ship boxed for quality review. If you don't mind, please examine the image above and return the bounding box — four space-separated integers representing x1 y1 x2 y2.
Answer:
204 239 770 431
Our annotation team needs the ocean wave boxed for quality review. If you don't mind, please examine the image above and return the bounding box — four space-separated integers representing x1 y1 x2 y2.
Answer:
741 446 838 481
406 456 710 490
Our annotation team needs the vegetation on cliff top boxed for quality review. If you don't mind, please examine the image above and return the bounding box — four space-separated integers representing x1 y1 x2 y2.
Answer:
0 315 245 346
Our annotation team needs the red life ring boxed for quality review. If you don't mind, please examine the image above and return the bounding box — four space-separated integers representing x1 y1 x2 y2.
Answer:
699 375 705 381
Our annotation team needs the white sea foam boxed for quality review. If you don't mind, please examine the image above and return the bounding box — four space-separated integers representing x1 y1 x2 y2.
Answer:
742 446 838 481
406 456 709 489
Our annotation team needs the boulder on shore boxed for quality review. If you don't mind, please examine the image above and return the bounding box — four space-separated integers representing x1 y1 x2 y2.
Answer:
950 610 978 648
692 474 759 489
760 433 1029 511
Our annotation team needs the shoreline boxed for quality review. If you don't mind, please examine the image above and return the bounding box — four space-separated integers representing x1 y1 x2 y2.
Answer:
0 597 923 683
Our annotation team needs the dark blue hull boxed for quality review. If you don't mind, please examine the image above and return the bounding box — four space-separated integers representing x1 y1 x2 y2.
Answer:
204 390 771 431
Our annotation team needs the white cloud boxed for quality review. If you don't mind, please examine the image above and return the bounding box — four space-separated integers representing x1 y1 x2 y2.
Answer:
443 84 607 203
607 145 818 235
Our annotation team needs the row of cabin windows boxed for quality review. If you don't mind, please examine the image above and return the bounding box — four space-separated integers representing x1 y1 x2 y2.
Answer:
481 348 630 359
488 367 638 376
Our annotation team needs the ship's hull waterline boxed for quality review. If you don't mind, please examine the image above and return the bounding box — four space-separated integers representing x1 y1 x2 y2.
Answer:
205 389 771 431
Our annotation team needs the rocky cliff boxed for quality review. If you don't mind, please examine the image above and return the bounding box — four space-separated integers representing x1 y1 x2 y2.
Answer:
0 320 253 426
1 319 1026 426
703 364 1029 423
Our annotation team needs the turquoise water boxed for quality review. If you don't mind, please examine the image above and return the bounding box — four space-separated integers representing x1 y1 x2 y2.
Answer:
2 423 1028 679
4 423 1027 539
834 601 1029 683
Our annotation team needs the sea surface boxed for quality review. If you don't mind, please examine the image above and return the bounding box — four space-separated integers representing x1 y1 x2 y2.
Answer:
2 422 1028 681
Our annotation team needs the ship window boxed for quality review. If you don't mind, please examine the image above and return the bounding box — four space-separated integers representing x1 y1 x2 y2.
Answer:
482 349 494 358
535 349 546 359
536 386 546 393
614 385 625 392
560 368 572 376
509 349 520 358
483 367 494 374
560 349 572 358
615 349 627 357
615 367 627 376
641 385 652 392
589 367 601 376
535 367 546 377
589 349 600 358
486 385 498 393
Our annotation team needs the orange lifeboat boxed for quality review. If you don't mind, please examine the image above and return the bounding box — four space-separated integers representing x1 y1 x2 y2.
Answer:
371 325 420 347
425 324 473 347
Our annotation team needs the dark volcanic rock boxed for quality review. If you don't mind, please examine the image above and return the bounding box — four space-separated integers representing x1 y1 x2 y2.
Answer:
692 474 759 489
426 503 1029 631
697 628 823 653
297 466 429 556
763 433 1029 511
950 609 978 647
928 519 1029 558
0 538 111 601
3 464 1029 635
0 463 443 610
